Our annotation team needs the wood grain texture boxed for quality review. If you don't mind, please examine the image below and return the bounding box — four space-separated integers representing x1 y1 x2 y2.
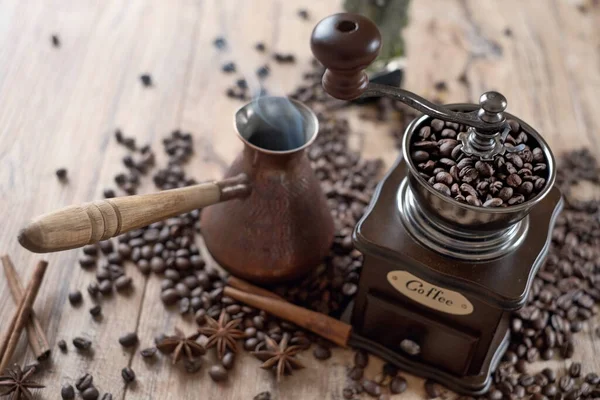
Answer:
0 0 598 399
19 182 223 253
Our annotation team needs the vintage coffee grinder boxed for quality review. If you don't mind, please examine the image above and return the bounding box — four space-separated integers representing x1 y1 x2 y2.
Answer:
311 14 563 394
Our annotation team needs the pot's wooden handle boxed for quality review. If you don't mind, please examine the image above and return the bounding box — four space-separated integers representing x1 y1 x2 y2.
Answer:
224 286 352 348
19 174 249 253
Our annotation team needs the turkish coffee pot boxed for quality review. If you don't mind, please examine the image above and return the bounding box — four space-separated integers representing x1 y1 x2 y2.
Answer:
18 96 335 284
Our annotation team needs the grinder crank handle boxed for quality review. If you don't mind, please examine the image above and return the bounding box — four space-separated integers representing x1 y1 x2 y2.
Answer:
18 174 250 253
310 13 506 133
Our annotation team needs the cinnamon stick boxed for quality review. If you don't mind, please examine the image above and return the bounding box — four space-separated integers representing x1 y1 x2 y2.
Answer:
1 255 51 361
226 276 286 301
0 260 48 371
223 286 352 348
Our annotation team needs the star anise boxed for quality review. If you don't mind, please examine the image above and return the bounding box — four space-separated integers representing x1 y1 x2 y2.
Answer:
0 364 44 399
252 333 304 381
197 310 244 359
155 328 206 364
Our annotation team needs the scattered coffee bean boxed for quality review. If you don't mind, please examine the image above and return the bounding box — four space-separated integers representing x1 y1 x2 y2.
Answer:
119 332 139 348
61 383 75 399
213 37 226 49
83 245 98 256
222 352 235 370
98 280 112 295
348 366 364 381
390 376 407 394
68 290 83 305
58 339 67 352
424 380 442 398
140 74 152 87
121 367 136 383
89 305 102 318
255 42 266 52
79 255 96 268
222 62 236 73
273 53 295 63
313 344 331 360
140 347 157 358
297 9 309 19
51 34 60 48
75 373 93 391
100 394 113 400
209 365 228 382
257 65 270 78
362 380 381 397
82 387 99 400
73 337 92 351
115 275 132 291
56 168 68 181
254 392 271 400
354 350 369 368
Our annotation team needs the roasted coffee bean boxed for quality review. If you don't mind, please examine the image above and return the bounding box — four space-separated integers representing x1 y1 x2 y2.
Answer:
424 380 442 398
99 240 114 254
209 365 228 382
221 352 235 370
56 168 68 181
98 280 112 295
313 344 331 360
75 373 94 391
73 337 92 350
140 347 157 359
348 366 364 381
89 305 102 318
140 74 152 87
115 275 132 291
254 392 272 400
69 290 83 305
83 245 98 256
412 150 429 162
433 183 451 196
79 255 96 268
342 387 354 399
119 332 138 347
559 376 573 392
100 394 113 400
161 288 179 305
568 362 581 378
484 197 503 208
354 350 369 368
179 297 190 314
244 337 258 351
362 380 381 397
390 376 408 394
82 387 99 400
58 339 68 352
256 65 270 78
121 367 136 383
584 372 600 385
61 384 75 399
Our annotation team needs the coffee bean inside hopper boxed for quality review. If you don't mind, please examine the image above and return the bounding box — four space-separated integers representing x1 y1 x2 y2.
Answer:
411 119 548 207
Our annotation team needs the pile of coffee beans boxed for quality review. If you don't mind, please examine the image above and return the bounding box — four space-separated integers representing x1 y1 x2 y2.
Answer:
343 350 411 399
411 118 550 207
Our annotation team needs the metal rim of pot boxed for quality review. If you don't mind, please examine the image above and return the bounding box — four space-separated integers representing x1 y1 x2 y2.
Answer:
233 96 320 156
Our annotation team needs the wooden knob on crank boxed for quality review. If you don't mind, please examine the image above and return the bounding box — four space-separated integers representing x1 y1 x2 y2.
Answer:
310 13 382 100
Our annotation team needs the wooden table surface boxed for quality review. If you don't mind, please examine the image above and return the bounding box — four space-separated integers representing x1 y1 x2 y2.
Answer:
1 0 599 399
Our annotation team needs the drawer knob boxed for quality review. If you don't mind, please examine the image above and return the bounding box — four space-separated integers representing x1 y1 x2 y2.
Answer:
400 339 421 356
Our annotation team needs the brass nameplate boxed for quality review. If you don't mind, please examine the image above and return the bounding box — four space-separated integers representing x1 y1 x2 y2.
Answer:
387 271 474 315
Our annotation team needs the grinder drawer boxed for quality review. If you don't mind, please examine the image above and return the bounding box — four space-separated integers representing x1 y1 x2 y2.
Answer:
362 293 478 376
